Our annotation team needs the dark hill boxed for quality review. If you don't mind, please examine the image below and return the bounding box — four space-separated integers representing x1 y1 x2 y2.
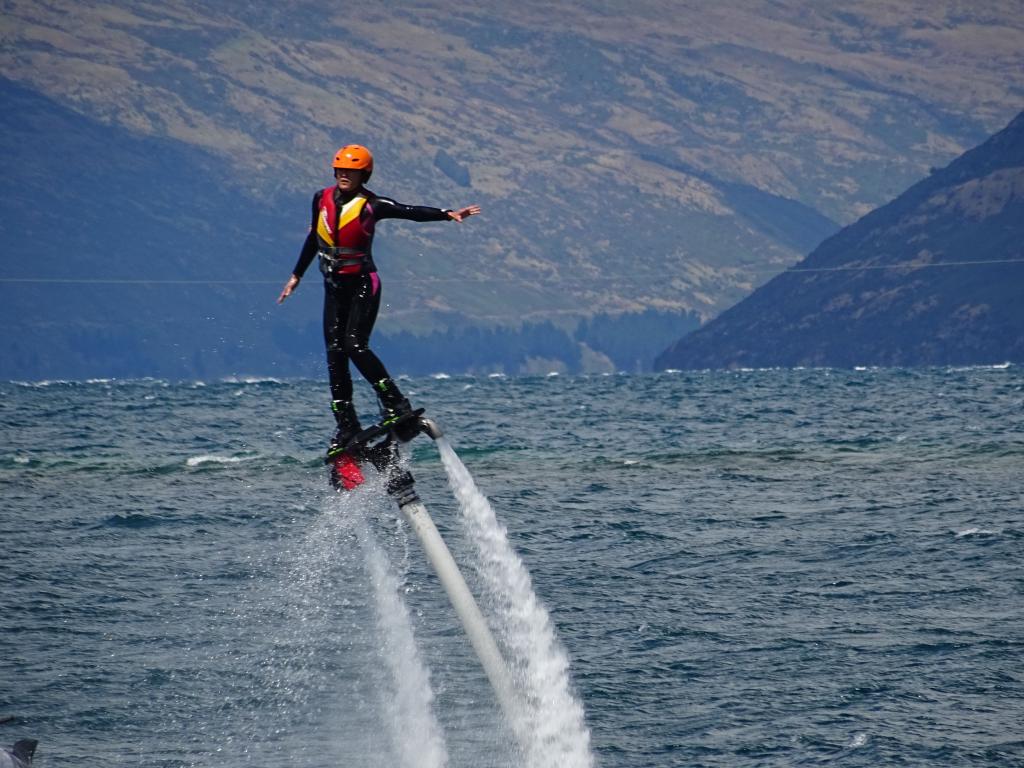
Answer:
0 79 319 380
655 111 1024 370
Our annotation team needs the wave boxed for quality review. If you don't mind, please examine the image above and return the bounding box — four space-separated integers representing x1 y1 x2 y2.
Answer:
218 376 288 385
4 364 1019 392
12 379 75 387
186 454 251 467
102 513 167 529
955 527 1000 538
96 508 274 530
1 451 314 476
10 377 171 388
947 361 1014 371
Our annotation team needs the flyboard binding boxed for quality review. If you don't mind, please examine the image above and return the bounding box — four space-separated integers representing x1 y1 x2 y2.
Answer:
325 408 442 497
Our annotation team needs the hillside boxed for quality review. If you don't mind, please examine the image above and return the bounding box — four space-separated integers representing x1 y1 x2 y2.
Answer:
655 110 1024 369
2 1 1023 377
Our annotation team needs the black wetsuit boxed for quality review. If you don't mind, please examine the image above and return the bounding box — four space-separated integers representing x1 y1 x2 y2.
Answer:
292 187 450 403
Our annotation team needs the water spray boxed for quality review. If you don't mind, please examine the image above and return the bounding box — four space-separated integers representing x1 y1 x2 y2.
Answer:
328 409 593 765
329 413 521 725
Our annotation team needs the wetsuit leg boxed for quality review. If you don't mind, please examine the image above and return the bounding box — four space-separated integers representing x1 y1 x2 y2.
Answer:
342 273 391 385
323 273 393 404
324 281 355 403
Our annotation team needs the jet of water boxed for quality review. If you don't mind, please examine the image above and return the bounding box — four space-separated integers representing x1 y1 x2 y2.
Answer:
436 439 594 768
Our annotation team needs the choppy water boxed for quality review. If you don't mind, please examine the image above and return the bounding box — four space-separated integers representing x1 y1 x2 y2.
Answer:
2 368 1023 767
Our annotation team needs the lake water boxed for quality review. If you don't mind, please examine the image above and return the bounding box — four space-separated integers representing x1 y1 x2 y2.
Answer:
2 367 1022 766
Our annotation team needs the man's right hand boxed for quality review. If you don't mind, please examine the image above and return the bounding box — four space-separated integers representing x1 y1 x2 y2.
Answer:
277 274 300 304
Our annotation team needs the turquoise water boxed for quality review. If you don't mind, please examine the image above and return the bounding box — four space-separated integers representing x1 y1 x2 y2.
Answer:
2 368 1023 766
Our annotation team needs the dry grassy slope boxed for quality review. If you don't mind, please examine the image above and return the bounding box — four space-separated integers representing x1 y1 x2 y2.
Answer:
3 0 1023 325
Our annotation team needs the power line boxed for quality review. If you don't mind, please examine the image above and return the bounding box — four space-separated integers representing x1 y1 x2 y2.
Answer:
0 278 281 285
1 257 1021 286
0 277 498 284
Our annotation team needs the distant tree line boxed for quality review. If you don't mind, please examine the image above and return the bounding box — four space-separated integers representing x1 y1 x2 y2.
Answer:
2 304 700 381
375 308 701 375
575 309 701 371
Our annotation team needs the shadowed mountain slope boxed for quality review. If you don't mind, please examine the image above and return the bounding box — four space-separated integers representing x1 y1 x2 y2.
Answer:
655 111 1024 369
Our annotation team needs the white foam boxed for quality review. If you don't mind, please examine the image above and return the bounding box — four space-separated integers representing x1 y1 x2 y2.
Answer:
186 455 247 467
220 376 284 384
956 527 998 538
848 733 868 748
438 439 593 768
431 373 451 380
948 362 1014 372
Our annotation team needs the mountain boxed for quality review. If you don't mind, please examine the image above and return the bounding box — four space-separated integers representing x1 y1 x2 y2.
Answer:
2 1 1023 378
655 111 1024 370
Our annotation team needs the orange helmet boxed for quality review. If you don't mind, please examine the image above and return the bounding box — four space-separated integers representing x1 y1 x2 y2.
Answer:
332 144 373 179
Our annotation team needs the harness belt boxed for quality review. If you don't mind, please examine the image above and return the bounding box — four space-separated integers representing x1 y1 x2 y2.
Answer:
318 247 367 271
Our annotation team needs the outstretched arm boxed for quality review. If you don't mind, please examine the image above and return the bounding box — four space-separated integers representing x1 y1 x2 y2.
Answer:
446 204 481 222
369 196 482 223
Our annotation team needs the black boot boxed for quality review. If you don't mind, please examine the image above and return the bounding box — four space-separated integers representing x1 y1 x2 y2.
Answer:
374 377 412 426
327 400 362 456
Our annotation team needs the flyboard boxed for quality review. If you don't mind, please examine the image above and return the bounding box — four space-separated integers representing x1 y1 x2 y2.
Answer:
325 410 521 724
